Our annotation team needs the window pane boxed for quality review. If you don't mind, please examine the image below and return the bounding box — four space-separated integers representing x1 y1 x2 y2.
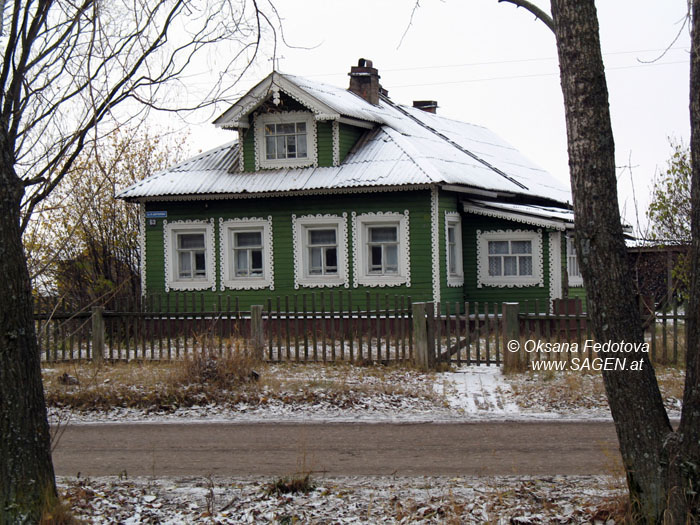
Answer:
296 122 306 133
194 251 206 273
264 124 275 135
519 256 533 276
488 241 508 255
488 257 501 276
370 226 397 242
309 229 336 245
448 226 455 243
370 245 383 271
251 250 263 274
297 134 307 157
448 245 457 274
265 136 276 159
235 250 248 275
276 136 286 158
279 123 295 134
178 233 204 250
511 240 532 254
236 231 261 247
287 135 296 158
384 245 398 273
326 248 337 272
503 256 518 276
178 252 192 278
309 247 322 274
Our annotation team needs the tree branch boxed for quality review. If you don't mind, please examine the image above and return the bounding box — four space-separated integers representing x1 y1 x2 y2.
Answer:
498 0 554 33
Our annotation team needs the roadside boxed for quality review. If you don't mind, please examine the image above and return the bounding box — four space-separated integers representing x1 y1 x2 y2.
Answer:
58 474 627 524
43 360 684 424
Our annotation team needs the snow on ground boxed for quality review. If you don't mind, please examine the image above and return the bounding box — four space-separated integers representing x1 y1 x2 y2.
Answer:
58 474 626 524
435 366 521 416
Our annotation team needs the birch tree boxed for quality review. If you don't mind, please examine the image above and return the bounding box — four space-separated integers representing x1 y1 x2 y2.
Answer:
0 1 279 521
497 0 699 521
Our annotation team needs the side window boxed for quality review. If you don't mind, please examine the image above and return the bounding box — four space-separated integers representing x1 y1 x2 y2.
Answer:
567 234 583 286
477 229 543 288
445 213 463 286
220 218 274 290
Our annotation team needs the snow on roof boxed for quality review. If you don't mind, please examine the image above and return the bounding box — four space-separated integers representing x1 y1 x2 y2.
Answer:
119 73 572 205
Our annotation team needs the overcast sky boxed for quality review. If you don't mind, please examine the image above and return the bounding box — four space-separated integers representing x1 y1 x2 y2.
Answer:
177 0 691 235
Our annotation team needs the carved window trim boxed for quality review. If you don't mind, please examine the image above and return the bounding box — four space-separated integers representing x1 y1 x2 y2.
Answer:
292 213 349 289
164 219 216 292
254 111 317 170
445 212 464 287
219 217 274 290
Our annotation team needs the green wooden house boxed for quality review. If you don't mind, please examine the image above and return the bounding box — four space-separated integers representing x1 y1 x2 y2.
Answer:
118 59 583 311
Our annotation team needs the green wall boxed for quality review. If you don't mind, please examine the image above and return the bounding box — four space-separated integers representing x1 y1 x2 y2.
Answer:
144 189 433 310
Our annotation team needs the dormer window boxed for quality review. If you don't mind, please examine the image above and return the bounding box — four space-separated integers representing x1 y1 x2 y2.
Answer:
255 111 317 169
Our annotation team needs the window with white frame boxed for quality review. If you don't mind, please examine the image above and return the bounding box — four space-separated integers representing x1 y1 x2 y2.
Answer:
292 214 348 288
476 229 543 288
164 220 215 291
220 218 274 290
445 213 463 286
353 212 410 287
255 112 317 169
567 234 583 286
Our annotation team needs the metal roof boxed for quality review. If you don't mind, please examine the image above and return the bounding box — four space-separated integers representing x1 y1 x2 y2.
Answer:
119 74 572 205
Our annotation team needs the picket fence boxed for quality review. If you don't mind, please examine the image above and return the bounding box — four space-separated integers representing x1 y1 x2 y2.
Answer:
33 293 686 367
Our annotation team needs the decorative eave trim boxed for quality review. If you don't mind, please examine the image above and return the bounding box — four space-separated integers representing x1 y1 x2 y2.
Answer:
214 72 342 128
219 216 274 291
139 203 146 296
164 219 216 292
129 184 432 203
445 211 464 287
463 203 568 231
332 121 340 166
291 213 349 289
430 187 441 304
476 228 544 288
351 210 411 288
237 128 245 172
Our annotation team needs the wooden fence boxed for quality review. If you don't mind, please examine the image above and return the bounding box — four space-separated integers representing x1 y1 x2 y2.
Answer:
34 293 687 367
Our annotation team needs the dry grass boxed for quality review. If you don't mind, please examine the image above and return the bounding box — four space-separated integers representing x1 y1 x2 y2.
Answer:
508 366 685 413
42 358 439 412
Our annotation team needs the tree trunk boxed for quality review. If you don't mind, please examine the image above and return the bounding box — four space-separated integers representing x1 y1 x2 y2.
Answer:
666 0 700 520
0 149 56 522
549 1 675 521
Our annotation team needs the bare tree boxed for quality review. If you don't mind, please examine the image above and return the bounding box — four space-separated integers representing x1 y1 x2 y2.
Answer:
496 0 699 521
0 0 279 521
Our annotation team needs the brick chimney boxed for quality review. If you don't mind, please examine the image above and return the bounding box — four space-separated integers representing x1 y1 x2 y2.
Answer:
413 100 438 114
348 58 381 105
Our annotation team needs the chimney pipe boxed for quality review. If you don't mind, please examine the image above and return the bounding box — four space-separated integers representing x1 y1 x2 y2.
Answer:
348 58 381 105
413 100 438 114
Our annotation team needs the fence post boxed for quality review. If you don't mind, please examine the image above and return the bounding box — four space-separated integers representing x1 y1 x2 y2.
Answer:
412 302 430 370
250 305 264 360
91 306 105 364
502 302 522 374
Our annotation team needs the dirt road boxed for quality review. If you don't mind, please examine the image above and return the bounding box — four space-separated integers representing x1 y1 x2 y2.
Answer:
52 421 620 477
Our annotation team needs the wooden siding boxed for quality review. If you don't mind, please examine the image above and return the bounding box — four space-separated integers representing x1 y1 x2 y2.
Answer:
316 121 333 167
461 213 554 312
144 190 433 310
338 123 364 163
242 126 255 172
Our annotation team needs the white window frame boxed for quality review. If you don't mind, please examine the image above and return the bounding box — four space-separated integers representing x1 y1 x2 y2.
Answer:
352 211 411 288
445 212 464 287
476 229 544 288
164 219 216 292
254 111 317 170
566 234 583 287
220 217 274 290
292 214 348 288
